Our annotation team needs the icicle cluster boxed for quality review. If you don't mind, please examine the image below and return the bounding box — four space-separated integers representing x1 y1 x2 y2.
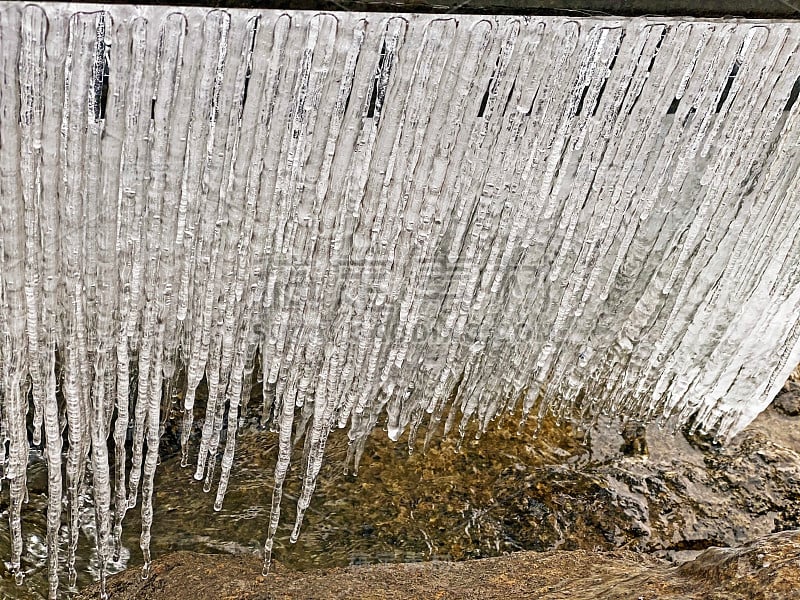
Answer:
2 2 800 596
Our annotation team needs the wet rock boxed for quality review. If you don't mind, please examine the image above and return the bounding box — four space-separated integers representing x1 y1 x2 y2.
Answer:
464 406 800 561
578 411 800 559
773 381 800 416
620 420 649 457
677 529 800 600
493 465 652 552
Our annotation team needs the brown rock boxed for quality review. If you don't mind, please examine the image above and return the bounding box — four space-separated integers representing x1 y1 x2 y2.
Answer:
773 381 800 417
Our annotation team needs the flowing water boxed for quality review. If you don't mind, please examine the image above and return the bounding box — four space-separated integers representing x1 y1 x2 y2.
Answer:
1 407 587 597
6 388 800 599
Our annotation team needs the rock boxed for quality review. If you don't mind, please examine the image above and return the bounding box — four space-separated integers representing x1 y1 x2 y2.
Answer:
677 529 800 600
620 420 649 457
773 381 800 416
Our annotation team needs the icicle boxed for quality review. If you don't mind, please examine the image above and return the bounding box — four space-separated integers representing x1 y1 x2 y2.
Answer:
2 6 800 597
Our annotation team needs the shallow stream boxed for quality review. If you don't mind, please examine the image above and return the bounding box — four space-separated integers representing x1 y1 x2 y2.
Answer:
3 388 800 599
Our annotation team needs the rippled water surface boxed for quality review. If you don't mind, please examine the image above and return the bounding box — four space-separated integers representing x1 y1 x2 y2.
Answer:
1 412 590 598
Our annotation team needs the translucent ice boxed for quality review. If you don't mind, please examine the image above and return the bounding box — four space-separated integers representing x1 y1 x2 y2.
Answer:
1 3 800 596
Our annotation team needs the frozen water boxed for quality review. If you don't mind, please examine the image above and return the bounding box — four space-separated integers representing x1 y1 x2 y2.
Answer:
2 2 800 596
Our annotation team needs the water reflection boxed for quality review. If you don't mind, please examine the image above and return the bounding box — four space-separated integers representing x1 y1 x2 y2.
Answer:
0 413 584 597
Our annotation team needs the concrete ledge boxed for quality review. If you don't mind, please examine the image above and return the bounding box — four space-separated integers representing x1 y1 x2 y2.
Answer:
36 0 800 19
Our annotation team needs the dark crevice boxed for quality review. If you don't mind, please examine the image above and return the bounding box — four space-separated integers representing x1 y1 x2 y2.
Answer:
622 28 664 117
241 69 252 111
343 84 354 114
240 18 259 114
592 41 616 116
478 53 503 118
591 79 608 117
715 60 740 114
150 97 156 120
366 77 379 118
607 44 621 72
477 83 491 117
550 147 569 189
682 105 696 126
593 36 621 117
645 28 667 73
93 14 110 122
367 39 388 118
524 92 537 117
523 77 542 117
502 78 516 116
666 97 680 114
592 33 625 117
574 85 589 116
784 76 800 112
666 538 720 552
99 53 110 120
